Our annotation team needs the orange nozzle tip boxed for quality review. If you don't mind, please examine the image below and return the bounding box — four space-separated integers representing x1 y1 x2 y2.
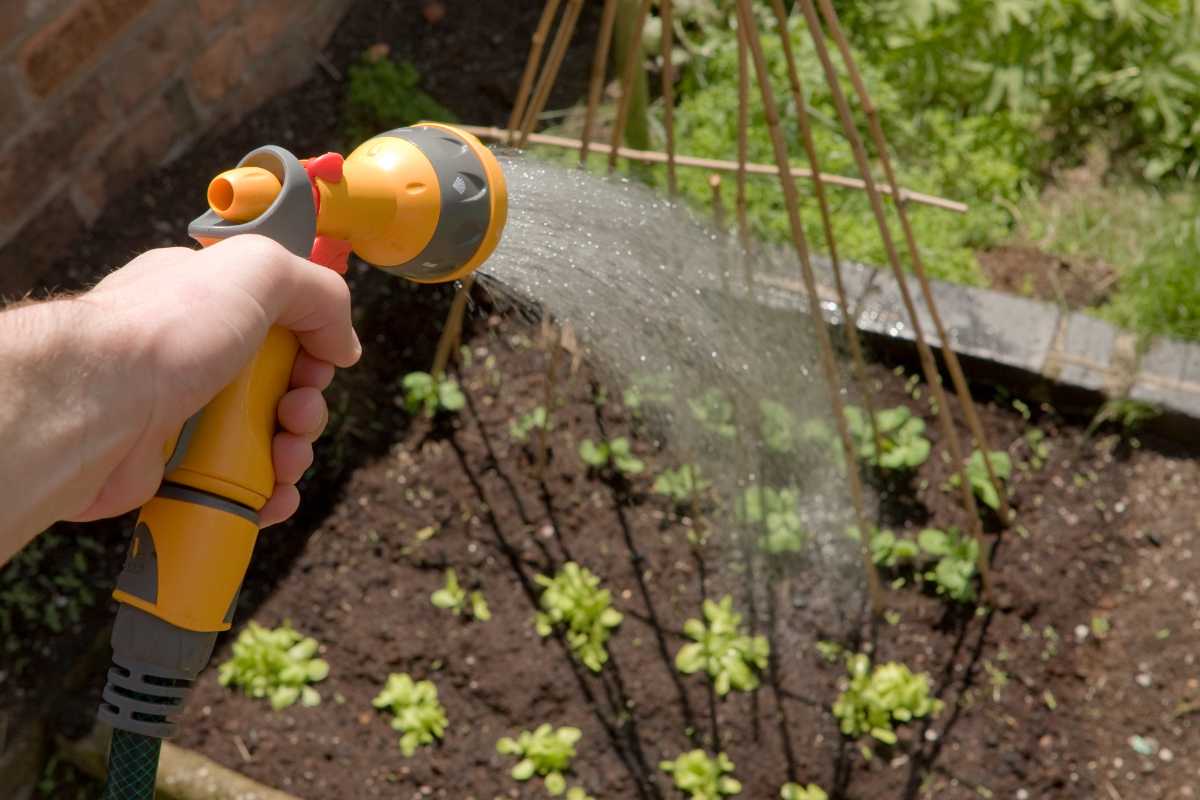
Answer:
207 166 282 223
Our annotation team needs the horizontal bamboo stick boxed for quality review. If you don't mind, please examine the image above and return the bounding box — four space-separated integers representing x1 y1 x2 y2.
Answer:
460 125 968 213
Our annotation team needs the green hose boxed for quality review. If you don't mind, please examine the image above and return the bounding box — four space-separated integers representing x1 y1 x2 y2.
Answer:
101 728 162 800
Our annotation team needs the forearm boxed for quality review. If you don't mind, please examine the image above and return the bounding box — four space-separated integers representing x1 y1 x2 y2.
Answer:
0 298 144 559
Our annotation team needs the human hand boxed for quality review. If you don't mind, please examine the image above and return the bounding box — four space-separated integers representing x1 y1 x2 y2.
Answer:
68 235 360 527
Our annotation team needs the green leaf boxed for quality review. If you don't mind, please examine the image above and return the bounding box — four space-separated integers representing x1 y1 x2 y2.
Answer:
578 439 609 467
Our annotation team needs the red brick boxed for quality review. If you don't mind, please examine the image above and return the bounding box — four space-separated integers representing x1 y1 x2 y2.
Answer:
106 14 197 110
0 68 31 140
243 0 298 58
95 95 179 196
190 25 246 105
197 0 237 25
304 0 351 49
21 0 154 97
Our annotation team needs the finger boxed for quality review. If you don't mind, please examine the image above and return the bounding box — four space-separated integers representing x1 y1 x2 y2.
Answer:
291 350 336 390
277 387 328 440
272 432 314 485
259 484 300 528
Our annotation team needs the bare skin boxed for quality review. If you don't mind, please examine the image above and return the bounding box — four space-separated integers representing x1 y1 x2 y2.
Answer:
0 235 361 564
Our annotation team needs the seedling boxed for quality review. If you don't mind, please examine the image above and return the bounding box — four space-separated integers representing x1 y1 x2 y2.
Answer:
653 464 710 507
844 405 931 470
566 789 596 800
760 399 798 453
675 595 769 696
535 562 623 672
497 724 581 795
832 654 942 744
372 673 448 757
736 486 806 554
623 373 674 411
430 569 491 621
689 389 737 439
659 749 742 799
400 371 465 417
780 784 827 800
579 437 645 475
869 528 920 568
510 406 549 442
217 621 330 710
918 528 979 602
948 450 1012 511
0 532 100 648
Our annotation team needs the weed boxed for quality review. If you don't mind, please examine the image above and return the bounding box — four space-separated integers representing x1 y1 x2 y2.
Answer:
918 528 979 603
510 406 549 442
659 749 742 799
844 405 931 471
535 562 623 672
676 595 769 696
948 450 1012 511
217 622 330 710
832 653 942 744
430 569 490 621
579 437 645 476
372 673 448 756
400 371 465 417
497 724 581 795
342 55 455 146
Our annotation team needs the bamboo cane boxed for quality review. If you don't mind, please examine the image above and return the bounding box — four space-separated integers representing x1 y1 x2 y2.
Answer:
608 0 655 172
508 0 562 145
734 0 882 615
580 0 620 164
709 173 726 231
518 0 585 148
795 0 993 600
816 0 1011 526
431 276 475 381
735 15 750 247
661 0 678 194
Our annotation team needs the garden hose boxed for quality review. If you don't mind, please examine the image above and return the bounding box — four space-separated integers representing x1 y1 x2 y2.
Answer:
97 124 507 798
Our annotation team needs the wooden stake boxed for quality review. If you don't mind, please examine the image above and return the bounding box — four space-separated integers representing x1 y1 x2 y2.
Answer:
735 14 750 247
608 0 654 172
508 0 562 146
518 0 585 148
580 0 620 164
708 173 726 230
735 0 883 615
660 0 678 194
795 0 993 601
431 275 475 381
816 0 1011 526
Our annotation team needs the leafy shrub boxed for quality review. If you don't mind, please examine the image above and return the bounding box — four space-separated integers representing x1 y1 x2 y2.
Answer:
535 562 623 672
217 622 330 710
510 406 549 442
948 450 1012 511
832 654 942 744
400 371 465 417
736 486 806 554
781 784 827 800
1105 212 1200 342
917 528 979 603
430 569 491 621
659 749 742 799
689 389 737 439
676 595 769 696
653 464 710 507
844 405 931 471
372 673 448 757
497 724 582 795
579 437 645 475
343 55 455 146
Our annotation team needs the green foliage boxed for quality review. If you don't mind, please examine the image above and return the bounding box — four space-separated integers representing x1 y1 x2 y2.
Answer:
675 595 769 696
736 486 807 554
760 400 798 453
844 405 932 471
217 622 330 710
869 528 920 568
343 56 455 146
623 373 674 411
0 532 99 649
430 569 490 621
401 371 465 417
948 450 1013 511
653 464 710 506
372 673 448 757
578 437 645 475
832 654 943 744
689 389 737 439
535 562 623 672
497 724 582 795
781 784 828 800
1087 397 1162 435
510 406 549 442
659 749 742 799
917 528 979 603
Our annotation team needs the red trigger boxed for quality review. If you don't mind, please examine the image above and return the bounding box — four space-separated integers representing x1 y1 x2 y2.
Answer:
309 236 353 274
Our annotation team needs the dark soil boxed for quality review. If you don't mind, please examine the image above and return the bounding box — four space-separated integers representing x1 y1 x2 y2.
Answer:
978 245 1117 310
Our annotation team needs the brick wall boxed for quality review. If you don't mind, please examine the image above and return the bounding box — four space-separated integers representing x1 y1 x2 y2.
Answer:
0 0 352 293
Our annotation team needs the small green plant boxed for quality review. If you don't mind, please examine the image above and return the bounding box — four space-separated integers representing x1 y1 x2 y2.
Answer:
430 569 490 621
675 595 769 696
844 405 931 470
217 621 330 710
780 783 827 800
0 532 100 648
343 55 455 145
535 562 623 672
948 450 1012 511
1086 398 1161 436
653 464 710 507
689 388 737 439
401 371 465 417
869 528 920 568
623 373 674 411
832 654 942 744
736 486 806 554
760 399 798 453
566 789 596 800
918 528 979 603
659 749 742 799
372 672 448 757
510 406 549 442
497 724 582 795
579 437 645 475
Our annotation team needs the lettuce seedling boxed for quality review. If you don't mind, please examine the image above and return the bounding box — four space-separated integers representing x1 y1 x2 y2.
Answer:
736 486 807 554
372 673 448 757
430 569 491 621
917 528 979 602
844 405 931 470
401 371 465 417
566 788 596 800
653 464 710 507
689 389 737 439
496 724 581 795
780 783 827 800
868 528 920 568
948 449 1012 511
510 406 548 442
760 400 798 454
675 595 769 696
579 437 645 475
217 621 330 710
659 749 742 799
832 654 942 744
623 373 674 411
535 562 623 672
